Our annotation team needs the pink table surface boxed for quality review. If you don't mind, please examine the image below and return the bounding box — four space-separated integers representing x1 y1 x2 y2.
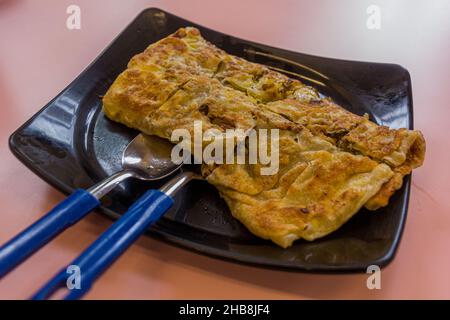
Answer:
0 0 449 299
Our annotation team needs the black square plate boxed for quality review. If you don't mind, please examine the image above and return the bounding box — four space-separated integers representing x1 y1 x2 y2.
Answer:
9 8 413 272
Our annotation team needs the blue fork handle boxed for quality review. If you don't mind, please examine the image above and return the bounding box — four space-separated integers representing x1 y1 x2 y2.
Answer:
32 189 173 300
0 189 100 278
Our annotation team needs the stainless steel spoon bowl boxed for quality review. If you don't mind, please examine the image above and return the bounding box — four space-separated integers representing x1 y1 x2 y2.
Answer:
88 134 183 199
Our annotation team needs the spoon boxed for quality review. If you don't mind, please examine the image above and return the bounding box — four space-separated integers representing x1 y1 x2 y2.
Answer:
0 134 192 278
32 136 202 299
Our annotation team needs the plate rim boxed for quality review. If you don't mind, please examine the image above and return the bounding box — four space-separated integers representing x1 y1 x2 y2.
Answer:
8 7 414 273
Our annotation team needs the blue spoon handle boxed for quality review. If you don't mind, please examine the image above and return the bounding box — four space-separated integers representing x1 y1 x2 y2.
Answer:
0 189 100 278
32 189 173 300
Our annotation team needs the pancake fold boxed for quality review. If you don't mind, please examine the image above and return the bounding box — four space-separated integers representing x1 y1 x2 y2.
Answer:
103 27 425 247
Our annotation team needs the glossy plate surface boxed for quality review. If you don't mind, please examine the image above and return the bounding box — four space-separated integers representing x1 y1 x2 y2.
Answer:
9 8 414 272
